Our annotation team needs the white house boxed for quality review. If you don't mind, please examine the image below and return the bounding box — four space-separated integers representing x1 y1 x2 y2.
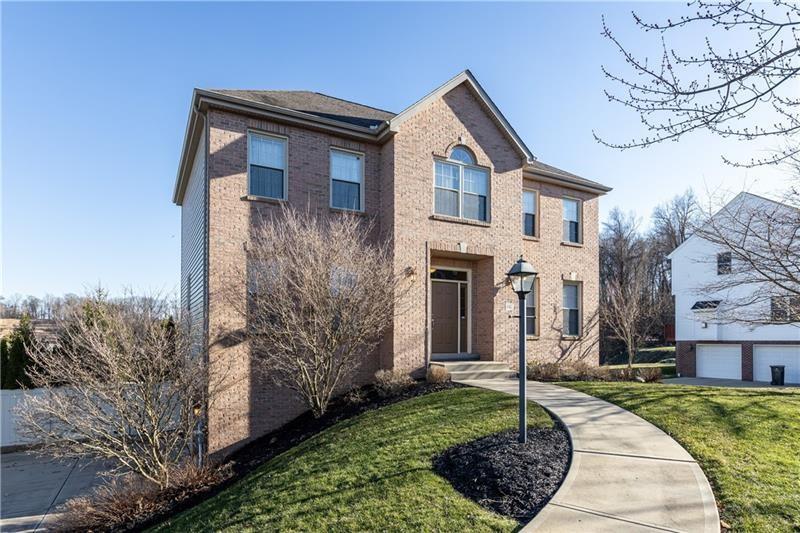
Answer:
669 192 800 384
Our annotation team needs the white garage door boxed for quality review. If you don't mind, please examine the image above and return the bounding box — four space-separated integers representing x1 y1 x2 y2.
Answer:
697 344 742 380
753 345 800 384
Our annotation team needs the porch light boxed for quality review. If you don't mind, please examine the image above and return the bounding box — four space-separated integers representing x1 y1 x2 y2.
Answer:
506 256 537 295
506 255 537 444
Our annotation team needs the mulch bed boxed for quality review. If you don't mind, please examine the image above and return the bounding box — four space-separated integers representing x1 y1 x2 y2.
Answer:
129 380 463 531
433 423 570 524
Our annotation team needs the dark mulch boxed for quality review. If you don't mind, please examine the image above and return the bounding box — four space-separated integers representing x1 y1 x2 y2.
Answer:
433 424 571 523
128 380 463 531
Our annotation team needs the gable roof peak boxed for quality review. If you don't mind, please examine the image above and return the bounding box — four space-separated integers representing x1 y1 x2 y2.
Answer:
389 70 536 163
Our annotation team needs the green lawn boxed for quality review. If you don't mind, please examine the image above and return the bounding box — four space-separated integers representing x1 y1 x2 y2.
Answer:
153 388 553 532
604 345 676 365
563 382 800 532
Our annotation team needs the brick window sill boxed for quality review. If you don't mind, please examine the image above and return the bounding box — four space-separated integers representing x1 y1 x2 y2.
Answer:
430 214 491 228
523 235 540 242
526 335 539 341
241 195 286 205
330 207 367 216
561 335 582 341
560 241 584 248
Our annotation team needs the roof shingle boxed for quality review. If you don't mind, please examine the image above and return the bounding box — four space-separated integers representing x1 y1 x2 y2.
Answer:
207 89 395 129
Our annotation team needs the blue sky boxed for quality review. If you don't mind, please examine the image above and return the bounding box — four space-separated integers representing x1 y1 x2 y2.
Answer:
1 2 787 297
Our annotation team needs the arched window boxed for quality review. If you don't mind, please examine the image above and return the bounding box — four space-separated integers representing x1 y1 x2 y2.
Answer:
449 145 476 165
434 145 489 222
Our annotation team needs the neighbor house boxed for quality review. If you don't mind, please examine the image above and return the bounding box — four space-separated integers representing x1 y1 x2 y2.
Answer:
174 70 611 455
669 192 800 384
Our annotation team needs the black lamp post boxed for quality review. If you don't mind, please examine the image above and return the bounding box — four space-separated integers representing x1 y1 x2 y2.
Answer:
506 256 537 443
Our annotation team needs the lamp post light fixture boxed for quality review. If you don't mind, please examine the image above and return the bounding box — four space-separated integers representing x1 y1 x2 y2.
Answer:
506 256 537 443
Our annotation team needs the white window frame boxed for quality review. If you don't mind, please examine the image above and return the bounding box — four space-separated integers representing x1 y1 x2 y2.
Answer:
247 130 288 200
523 188 539 237
562 196 582 244
433 154 491 222
525 277 539 337
562 281 582 338
329 147 365 212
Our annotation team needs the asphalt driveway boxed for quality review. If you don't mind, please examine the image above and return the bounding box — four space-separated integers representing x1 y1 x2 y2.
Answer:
0 452 110 532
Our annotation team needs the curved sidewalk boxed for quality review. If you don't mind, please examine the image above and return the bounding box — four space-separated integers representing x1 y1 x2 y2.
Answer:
460 379 720 533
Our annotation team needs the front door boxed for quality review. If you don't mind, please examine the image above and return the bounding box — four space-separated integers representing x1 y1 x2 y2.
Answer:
431 268 470 355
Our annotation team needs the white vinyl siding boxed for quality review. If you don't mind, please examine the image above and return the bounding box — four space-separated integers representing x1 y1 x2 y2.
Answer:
181 130 207 358
563 198 581 243
248 132 287 199
330 149 364 211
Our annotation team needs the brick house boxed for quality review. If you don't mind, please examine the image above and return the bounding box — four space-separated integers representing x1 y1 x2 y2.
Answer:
173 71 611 455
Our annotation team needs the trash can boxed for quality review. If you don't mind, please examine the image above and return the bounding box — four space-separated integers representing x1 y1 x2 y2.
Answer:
770 365 785 386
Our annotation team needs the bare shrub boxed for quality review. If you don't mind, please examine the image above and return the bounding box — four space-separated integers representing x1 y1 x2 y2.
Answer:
58 463 231 532
374 369 415 398
343 387 367 406
426 365 450 384
636 367 662 383
527 362 562 381
16 291 219 489
225 207 411 418
609 367 637 382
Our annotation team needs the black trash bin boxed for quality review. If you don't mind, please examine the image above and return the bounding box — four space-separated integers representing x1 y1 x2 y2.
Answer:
770 365 785 386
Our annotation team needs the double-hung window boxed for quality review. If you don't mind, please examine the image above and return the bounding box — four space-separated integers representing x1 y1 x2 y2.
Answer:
717 252 731 275
523 190 537 237
563 282 581 336
563 198 581 243
248 132 287 199
434 146 489 222
330 149 364 211
525 283 537 336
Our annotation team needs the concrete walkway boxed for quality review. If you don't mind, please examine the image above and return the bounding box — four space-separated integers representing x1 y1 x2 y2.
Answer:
0 453 110 532
460 379 720 533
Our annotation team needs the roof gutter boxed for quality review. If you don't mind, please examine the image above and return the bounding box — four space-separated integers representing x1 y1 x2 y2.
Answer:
523 169 613 195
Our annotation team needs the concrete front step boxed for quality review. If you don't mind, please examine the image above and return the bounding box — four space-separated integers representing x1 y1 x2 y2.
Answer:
430 361 515 380
448 370 517 380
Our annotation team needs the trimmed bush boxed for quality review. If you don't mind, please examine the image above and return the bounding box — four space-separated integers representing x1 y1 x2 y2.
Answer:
426 365 450 384
374 369 415 398
636 367 662 383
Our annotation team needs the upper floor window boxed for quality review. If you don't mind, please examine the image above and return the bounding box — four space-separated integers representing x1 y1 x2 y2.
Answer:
248 132 287 199
434 146 489 222
770 295 800 323
563 198 581 243
449 145 475 165
563 282 581 337
330 149 364 211
523 190 537 237
717 252 732 275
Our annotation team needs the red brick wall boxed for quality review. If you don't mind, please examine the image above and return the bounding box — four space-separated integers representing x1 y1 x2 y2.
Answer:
202 82 603 455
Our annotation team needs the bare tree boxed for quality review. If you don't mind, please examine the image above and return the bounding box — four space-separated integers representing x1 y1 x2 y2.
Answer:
601 209 665 367
596 0 799 167
225 207 411 418
16 292 215 489
694 191 800 324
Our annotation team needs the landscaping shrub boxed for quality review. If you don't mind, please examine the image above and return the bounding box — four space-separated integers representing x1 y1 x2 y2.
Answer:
636 367 662 383
58 463 231 532
343 387 367 406
608 367 637 381
426 365 450 384
527 361 610 382
374 369 415 397
3 315 35 389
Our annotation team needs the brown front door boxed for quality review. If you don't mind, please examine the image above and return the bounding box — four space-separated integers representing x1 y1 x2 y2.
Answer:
432 281 460 354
